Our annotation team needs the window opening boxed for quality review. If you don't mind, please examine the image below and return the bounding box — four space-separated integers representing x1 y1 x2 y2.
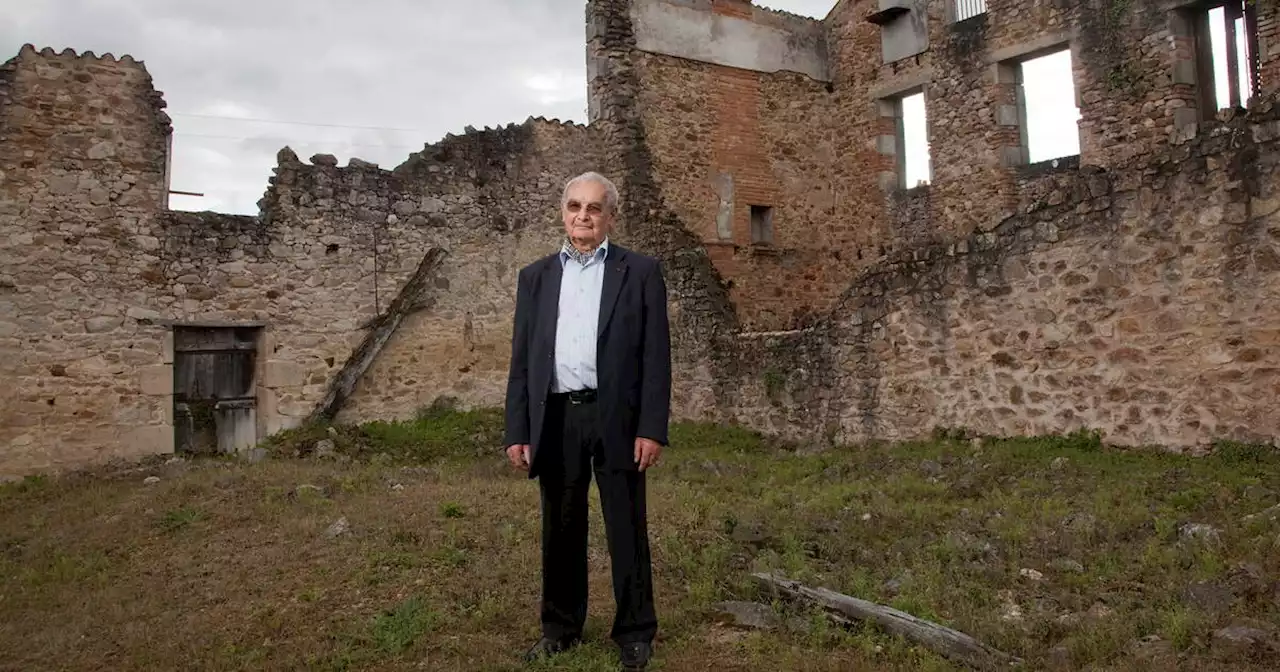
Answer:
749 205 773 245
954 0 987 22
898 91 932 188
1019 49 1081 164
1204 0 1260 110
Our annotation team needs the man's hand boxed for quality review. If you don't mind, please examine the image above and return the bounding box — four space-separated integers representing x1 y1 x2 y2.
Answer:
506 444 531 471
634 437 662 471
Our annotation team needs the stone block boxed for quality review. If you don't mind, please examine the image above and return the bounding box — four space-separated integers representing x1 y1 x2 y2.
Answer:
123 424 173 457
85 316 123 333
1172 60 1196 85
138 365 172 396
998 105 1020 127
1173 107 1198 131
1000 146 1026 167
126 306 161 321
263 360 307 388
876 134 897 155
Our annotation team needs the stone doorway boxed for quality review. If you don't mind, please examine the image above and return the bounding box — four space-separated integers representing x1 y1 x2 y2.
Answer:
172 325 262 455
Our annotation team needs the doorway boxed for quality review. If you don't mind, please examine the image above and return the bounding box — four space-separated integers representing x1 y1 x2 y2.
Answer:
172 325 262 455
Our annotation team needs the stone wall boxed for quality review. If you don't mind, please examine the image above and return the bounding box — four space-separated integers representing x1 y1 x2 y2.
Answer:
270 121 604 423
593 0 1280 450
0 46 177 474
623 0 1280 329
623 0 883 331
723 97 1280 452
6 0 1280 474
0 43 600 475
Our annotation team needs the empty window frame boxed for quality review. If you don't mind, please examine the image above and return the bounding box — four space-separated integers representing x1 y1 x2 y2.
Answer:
1005 48 1082 164
749 205 773 245
894 91 932 188
954 0 987 22
1189 0 1261 113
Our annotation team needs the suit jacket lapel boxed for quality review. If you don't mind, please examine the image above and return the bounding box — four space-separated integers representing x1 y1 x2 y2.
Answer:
598 246 627 339
540 255 562 347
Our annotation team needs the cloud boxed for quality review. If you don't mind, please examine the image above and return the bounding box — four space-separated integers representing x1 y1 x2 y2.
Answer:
0 1 838 214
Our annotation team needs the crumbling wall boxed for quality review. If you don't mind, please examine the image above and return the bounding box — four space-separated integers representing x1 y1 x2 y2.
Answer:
728 98 1280 451
622 0 875 331
0 43 602 475
587 0 744 421
627 0 1280 329
262 120 603 423
7 0 1280 474
0 46 176 473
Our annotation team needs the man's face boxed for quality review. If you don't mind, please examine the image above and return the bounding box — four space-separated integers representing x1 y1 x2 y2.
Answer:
562 179 613 249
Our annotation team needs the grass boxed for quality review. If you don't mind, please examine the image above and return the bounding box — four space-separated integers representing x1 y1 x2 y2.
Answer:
1 410 1278 670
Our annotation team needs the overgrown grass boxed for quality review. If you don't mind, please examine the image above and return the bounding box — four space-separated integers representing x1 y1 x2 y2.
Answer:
1 412 1278 671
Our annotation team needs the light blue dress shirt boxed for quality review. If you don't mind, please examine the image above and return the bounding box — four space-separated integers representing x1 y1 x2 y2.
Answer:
553 238 608 393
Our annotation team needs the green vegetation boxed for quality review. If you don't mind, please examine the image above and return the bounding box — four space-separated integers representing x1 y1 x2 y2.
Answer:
1 410 1277 670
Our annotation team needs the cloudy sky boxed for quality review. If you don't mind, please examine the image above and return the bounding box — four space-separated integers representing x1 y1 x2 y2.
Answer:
2 0 1082 215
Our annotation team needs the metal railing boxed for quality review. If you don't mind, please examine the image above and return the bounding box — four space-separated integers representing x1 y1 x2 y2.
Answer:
954 0 987 22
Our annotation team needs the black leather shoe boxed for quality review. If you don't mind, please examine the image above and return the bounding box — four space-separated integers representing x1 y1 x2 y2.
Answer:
523 635 579 662
619 641 652 670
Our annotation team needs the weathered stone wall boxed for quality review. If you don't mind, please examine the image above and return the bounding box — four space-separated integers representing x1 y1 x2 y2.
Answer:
0 44 600 475
725 98 1280 452
6 0 1280 475
626 0 1280 329
624 0 884 331
0 46 177 473
268 121 604 423
598 0 1280 450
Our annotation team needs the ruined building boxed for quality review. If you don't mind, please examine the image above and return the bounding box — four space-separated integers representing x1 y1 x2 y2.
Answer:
2 0 1279 475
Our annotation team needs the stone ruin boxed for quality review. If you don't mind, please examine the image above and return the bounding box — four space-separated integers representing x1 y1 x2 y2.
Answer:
2 0 1279 475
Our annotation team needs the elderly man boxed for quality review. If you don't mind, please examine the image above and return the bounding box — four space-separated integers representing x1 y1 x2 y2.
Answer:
503 171 670 671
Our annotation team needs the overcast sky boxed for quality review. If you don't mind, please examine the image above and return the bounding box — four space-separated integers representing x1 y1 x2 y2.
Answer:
2 0 1084 215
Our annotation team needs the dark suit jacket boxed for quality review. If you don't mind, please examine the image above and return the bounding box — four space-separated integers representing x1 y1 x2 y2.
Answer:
503 243 671 478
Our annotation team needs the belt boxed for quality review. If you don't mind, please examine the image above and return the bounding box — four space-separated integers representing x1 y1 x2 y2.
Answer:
552 388 597 405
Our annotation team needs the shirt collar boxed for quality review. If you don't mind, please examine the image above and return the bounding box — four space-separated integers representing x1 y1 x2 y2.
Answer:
560 237 609 266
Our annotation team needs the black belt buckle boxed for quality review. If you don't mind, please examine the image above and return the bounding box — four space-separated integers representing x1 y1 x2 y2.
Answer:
566 389 597 405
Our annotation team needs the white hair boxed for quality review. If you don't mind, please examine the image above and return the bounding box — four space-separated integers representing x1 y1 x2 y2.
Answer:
562 171 620 214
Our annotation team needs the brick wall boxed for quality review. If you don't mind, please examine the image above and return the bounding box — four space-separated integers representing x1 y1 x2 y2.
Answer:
628 1 882 330
1258 1 1280 94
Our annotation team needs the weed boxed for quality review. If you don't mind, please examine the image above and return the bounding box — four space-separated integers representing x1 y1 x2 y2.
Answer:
157 506 203 533
440 501 465 518
368 596 439 654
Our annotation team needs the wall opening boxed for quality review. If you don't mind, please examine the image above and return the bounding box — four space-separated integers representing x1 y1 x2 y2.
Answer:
876 87 933 190
898 91 932 188
998 47 1081 166
954 0 987 22
1197 0 1260 112
1021 49 1081 163
749 205 774 245
172 325 262 455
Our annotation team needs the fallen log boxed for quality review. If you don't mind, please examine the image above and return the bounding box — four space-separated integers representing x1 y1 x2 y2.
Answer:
752 572 1020 670
309 247 448 423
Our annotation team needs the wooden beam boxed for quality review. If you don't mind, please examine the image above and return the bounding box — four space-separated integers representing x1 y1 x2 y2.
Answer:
1244 0 1261 99
752 572 1020 671
1225 0 1243 108
309 247 448 423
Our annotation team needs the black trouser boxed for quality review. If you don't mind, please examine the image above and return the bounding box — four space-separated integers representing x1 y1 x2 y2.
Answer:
537 391 657 646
